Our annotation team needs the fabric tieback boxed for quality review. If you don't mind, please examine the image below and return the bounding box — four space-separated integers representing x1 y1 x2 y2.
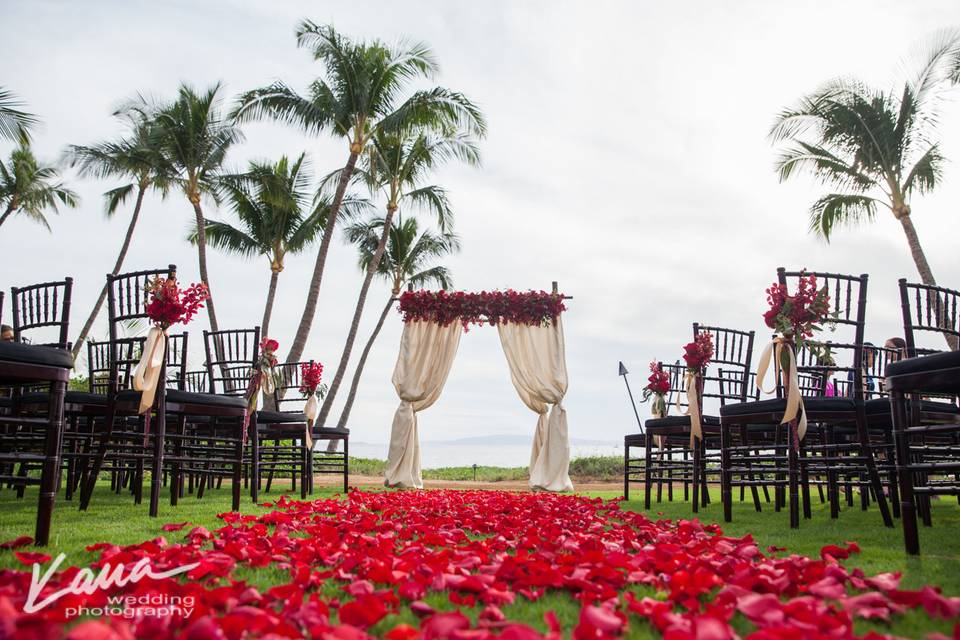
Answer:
133 326 167 445
243 365 275 446
303 395 317 450
756 337 807 442
675 372 703 448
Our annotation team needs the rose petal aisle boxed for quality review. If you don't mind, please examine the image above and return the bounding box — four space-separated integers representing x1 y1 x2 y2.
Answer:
1 491 959 639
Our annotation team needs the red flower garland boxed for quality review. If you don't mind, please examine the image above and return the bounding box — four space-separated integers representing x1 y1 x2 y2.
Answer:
144 277 208 328
682 332 714 372
398 290 566 329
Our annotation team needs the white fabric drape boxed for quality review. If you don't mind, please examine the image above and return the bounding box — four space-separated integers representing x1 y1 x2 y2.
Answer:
385 320 462 488
498 317 572 492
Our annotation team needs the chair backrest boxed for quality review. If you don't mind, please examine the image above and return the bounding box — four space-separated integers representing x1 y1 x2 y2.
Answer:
898 279 960 357
777 268 869 400
203 328 261 396
105 266 177 397
656 361 688 413
87 332 188 395
693 323 755 408
271 361 318 414
10 277 73 348
182 369 208 393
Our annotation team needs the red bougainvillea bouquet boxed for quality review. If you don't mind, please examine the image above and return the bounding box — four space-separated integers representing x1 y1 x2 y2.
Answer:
682 332 714 374
641 361 671 418
398 289 566 330
299 361 327 399
144 276 209 329
763 271 831 346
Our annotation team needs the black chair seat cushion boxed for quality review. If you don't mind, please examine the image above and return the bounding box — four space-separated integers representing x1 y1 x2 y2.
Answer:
645 415 720 431
20 391 108 406
255 410 307 424
887 351 960 377
117 389 247 409
0 342 73 369
720 396 856 417
864 398 959 415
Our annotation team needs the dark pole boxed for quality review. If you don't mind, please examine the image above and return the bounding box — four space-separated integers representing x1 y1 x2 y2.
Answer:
619 362 644 434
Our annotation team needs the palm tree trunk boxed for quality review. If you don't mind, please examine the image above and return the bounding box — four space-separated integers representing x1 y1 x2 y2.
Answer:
0 201 15 228
898 214 936 286
191 199 220 333
899 214 957 350
335 295 394 432
283 151 359 365
316 205 396 427
261 269 280 338
71 186 147 359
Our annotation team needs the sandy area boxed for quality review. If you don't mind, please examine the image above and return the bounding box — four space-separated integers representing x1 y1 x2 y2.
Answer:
312 473 622 493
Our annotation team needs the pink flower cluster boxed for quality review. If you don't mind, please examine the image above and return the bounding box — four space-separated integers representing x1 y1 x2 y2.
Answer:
398 290 566 329
143 277 208 329
644 361 671 396
1 490 957 639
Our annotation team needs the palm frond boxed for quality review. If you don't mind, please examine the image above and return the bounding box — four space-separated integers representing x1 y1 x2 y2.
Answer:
808 194 881 241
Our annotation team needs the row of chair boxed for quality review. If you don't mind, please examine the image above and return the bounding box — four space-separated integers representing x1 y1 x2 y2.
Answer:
624 269 960 554
0 265 349 545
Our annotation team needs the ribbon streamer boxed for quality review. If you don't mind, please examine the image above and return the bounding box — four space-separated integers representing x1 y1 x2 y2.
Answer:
303 394 318 450
674 372 703 448
132 326 168 445
755 337 807 442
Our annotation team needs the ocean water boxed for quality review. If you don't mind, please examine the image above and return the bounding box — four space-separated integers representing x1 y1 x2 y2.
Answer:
348 442 626 469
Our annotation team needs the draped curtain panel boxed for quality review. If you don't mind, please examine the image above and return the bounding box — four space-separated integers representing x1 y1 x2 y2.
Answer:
498 317 572 492
385 320 462 488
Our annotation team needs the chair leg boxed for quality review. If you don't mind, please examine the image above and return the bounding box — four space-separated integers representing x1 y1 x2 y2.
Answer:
721 423 732 523
623 442 630 501
342 436 349 494
79 406 120 510
300 437 308 500
692 442 701 514
232 418 243 512
643 435 653 510
250 418 260 503
800 446 811 519
788 421 800 529
35 379 66 546
149 407 167 518
170 416 185 506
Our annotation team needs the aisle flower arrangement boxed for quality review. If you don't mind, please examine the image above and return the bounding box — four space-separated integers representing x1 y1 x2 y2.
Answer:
398 290 566 330
758 272 832 442
1 490 957 639
679 332 714 446
641 360 671 419
133 277 209 418
299 360 326 448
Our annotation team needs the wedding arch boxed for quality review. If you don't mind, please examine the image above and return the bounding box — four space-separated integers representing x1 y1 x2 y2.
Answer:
384 284 572 492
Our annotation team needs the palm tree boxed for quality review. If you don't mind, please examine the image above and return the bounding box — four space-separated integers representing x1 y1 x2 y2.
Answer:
0 86 38 144
316 128 479 427
233 22 485 366
189 154 368 336
770 32 960 289
334 215 459 432
150 83 244 332
65 108 173 359
0 144 77 230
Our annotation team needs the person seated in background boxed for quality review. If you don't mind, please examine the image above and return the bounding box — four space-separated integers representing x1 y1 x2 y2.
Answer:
0 324 13 342
885 336 908 360
848 342 878 397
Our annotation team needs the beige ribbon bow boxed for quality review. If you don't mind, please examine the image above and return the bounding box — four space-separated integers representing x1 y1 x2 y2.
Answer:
675 371 703 448
133 325 167 415
756 337 807 442
303 394 317 450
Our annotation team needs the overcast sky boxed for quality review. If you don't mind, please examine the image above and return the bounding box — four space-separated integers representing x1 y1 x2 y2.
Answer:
2 1 960 452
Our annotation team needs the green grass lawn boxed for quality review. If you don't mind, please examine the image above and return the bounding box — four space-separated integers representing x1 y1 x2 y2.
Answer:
1 481 958 638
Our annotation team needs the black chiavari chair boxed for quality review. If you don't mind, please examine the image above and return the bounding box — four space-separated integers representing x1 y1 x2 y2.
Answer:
720 269 893 529
889 280 960 554
0 278 74 544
